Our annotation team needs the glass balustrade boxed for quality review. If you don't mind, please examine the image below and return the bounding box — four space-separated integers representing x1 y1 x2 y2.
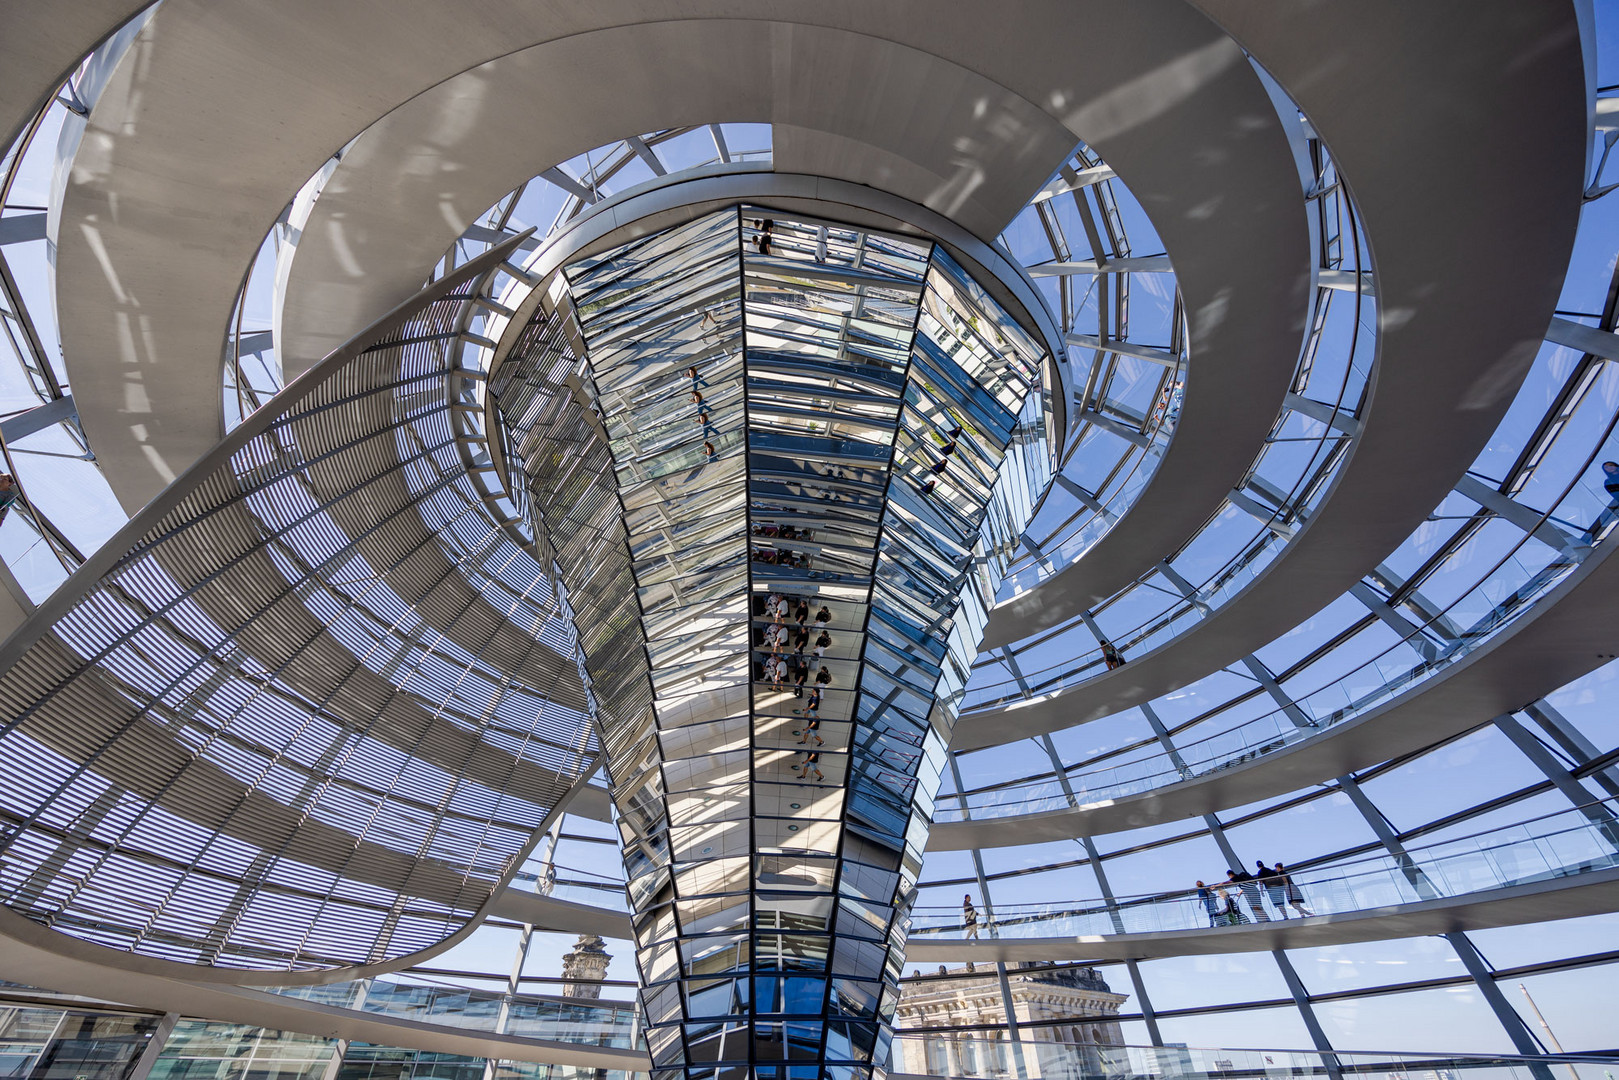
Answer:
508 858 632 913
885 1037 1616 1080
912 801 1619 938
263 977 642 1048
985 134 1372 690
940 428 1617 819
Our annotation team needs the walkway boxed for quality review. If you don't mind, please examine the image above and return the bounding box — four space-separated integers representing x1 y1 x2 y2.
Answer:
965 1 1586 746
0 905 647 1072
905 867 1619 962
936 535 1619 842
916 799 1619 958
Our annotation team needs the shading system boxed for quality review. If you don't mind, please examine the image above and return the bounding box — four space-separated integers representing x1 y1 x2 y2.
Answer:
0 238 595 973
492 206 1055 1080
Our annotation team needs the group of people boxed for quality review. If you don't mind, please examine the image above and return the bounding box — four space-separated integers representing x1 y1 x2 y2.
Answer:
752 218 774 256
758 650 835 697
688 366 719 460
916 426 966 496
752 522 815 567
756 592 835 706
751 546 811 568
750 217 836 264
754 522 809 541
1196 862 1313 926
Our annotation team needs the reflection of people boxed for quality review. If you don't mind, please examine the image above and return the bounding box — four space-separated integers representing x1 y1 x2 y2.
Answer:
704 441 717 463
1583 460 1619 541
789 648 809 697
0 473 18 524
1102 641 1127 670
962 895 980 939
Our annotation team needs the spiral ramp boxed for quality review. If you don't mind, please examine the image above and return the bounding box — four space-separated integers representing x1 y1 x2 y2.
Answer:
0 0 1615 1073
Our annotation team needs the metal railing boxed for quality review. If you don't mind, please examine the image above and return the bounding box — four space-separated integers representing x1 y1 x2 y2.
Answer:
886 1038 1618 1080
914 800 1619 938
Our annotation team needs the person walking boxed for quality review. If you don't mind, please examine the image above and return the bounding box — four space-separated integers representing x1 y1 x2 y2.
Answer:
794 598 810 626
815 604 832 626
794 751 823 782
1277 862 1314 916
795 716 823 746
962 895 980 939
1258 862 1289 920
813 630 832 658
1229 868 1270 922
794 687 822 720
1196 881 1222 928
789 648 809 697
815 665 832 689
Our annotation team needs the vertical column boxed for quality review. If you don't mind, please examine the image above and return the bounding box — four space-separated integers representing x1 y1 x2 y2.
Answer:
503 205 1057 1080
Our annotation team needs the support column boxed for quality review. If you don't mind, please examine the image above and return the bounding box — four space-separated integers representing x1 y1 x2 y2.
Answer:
126 1013 179 1080
1494 714 1619 847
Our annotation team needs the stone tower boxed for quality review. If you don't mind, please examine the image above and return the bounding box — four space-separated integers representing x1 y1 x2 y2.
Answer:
560 934 612 999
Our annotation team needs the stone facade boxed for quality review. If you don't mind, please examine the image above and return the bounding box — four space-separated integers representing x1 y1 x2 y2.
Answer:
559 934 612 1000
894 964 1127 1078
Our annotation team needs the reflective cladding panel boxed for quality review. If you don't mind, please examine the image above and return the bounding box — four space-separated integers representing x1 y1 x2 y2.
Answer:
495 206 1051 1080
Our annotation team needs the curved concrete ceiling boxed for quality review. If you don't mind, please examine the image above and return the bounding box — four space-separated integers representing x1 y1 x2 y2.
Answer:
54 0 1309 552
274 21 1074 377
0 1 147 148
958 0 1587 729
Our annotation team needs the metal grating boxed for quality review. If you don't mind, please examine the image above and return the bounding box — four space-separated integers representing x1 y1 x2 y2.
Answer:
0 236 594 974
